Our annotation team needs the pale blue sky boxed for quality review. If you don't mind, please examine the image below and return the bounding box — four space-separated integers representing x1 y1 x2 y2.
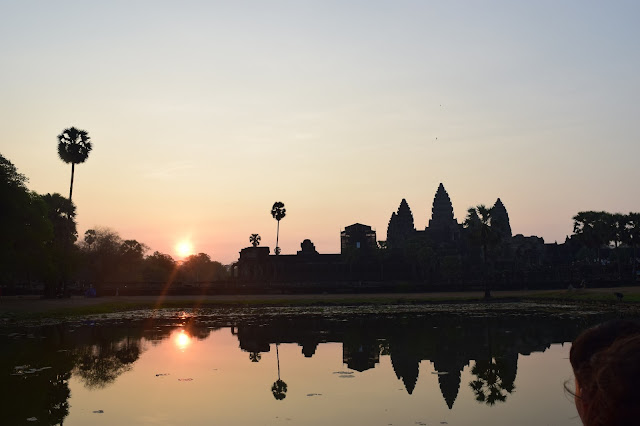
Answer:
2 1 639 262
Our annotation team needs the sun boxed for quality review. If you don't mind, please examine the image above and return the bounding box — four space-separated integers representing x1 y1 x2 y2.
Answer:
175 240 194 258
174 330 191 351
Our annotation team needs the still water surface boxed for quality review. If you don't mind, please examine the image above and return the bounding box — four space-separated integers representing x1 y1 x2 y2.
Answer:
1 305 615 425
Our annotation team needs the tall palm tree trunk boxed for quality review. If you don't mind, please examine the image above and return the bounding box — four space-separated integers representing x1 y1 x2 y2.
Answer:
276 220 280 254
62 162 76 298
633 244 638 283
276 344 281 380
69 162 75 203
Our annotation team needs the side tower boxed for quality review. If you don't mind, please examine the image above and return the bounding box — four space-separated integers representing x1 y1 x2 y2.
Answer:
387 198 415 249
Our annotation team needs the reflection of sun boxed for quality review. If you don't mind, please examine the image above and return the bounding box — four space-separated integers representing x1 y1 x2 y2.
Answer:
174 330 191 350
176 241 194 258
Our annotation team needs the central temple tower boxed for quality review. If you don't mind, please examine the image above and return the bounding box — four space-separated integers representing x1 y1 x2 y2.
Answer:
427 183 460 243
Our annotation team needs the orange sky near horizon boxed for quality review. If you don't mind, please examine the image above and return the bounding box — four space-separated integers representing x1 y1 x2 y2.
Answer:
2 1 640 263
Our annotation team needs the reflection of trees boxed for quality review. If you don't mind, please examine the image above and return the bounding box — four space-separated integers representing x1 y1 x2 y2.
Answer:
73 335 141 389
47 369 72 424
1 325 74 425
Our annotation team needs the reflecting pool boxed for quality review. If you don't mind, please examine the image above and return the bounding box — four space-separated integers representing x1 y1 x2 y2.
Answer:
0 304 624 425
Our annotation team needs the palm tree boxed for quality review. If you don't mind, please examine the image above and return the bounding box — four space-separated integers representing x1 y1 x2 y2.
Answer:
464 205 498 298
249 234 261 247
271 202 286 255
624 213 640 282
57 127 92 203
608 213 626 280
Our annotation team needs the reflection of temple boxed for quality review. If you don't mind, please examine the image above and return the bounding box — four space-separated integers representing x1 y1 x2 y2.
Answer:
389 336 421 394
3 311 610 423
343 340 380 372
232 312 604 409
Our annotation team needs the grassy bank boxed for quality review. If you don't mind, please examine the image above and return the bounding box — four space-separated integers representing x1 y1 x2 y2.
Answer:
1 287 639 321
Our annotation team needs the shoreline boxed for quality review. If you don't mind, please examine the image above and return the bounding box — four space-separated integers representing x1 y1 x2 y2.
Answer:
1 286 639 319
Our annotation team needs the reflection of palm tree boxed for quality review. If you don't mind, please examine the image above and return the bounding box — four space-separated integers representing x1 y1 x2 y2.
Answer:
468 321 515 406
271 343 288 400
57 127 92 203
469 357 514 405
272 379 288 400
249 352 261 362
271 202 286 255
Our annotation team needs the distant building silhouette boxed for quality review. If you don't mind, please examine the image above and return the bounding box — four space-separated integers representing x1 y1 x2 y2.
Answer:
297 239 318 256
232 182 596 288
341 223 377 253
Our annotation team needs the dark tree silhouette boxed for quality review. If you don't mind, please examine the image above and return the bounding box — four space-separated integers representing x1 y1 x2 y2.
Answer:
57 127 92 203
625 213 640 281
271 202 286 255
249 352 261 362
573 211 609 264
464 205 498 298
250 233 261 247
84 229 97 248
607 213 626 279
142 251 177 283
41 193 77 245
42 193 78 296
0 154 55 293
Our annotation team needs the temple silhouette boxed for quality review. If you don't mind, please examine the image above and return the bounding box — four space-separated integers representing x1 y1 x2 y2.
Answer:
234 183 559 288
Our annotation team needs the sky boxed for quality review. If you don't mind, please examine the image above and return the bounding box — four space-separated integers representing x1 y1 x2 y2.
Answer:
2 1 639 264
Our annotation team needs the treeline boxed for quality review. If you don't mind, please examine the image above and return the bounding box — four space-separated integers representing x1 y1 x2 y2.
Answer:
349 206 640 290
77 228 228 289
572 211 640 279
1 154 228 297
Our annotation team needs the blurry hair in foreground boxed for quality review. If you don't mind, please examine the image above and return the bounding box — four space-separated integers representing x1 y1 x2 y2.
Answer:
569 320 640 426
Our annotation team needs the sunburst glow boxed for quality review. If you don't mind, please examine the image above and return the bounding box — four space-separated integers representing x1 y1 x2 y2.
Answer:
176 241 194 258
174 330 191 351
